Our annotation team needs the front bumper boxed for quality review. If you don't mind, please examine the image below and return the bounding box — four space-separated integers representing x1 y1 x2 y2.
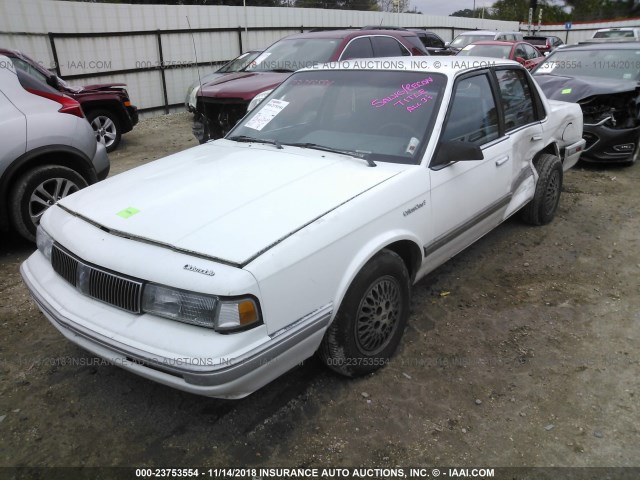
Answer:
562 138 587 171
21 252 331 399
581 123 640 163
125 105 139 131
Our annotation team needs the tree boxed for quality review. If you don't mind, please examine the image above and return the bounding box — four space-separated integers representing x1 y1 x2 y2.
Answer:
295 0 378 9
480 0 569 23
562 0 638 21
378 0 409 13
450 8 478 17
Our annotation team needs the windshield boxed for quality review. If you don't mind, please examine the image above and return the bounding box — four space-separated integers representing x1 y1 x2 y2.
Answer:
227 69 447 165
246 38 340 72
458 44 512 58
217 51 261 73
451 34 493 48
534 48 640 80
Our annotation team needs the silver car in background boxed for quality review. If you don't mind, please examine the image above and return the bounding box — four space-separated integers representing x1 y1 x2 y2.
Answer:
0 55 109 242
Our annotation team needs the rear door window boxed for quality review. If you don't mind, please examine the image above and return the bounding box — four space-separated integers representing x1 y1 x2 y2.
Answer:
372 36 411 57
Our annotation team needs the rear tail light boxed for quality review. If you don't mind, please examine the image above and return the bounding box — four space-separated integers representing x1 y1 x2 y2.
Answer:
26 88 85 118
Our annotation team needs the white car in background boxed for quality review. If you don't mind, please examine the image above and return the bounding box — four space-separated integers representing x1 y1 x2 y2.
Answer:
21 58 584 399
0 55 109 242
591 27 640 42
448 30 524 51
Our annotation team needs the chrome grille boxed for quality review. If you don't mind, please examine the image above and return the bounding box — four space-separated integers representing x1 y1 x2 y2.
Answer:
51 245 78 285
51 244 143 313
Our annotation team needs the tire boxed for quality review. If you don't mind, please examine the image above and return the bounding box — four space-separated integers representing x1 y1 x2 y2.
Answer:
87 109 121 152
520 153 563 226
9 165 88 242
319 249 411 377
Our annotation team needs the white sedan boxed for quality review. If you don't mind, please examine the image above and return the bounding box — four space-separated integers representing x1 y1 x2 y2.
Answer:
21 58 585 399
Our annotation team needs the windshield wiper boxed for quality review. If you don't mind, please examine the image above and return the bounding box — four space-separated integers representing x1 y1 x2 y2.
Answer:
227 135 283 149
285 142 376 167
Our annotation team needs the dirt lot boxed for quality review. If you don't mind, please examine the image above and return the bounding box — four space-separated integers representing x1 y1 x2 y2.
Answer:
1 113 639 471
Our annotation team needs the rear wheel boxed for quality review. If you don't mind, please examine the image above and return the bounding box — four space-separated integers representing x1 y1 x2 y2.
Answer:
520 153 563 226
9 165 87 242
319 250 410 377
87 109 121 152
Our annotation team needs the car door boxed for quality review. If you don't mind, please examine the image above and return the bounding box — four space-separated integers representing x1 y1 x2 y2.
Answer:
424 71 513 270
493 67 544 217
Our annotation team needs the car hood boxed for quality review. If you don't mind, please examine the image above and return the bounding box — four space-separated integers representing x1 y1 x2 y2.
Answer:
57 140 398 266
534 74 639 102
198 71 291 100
64 83 127 95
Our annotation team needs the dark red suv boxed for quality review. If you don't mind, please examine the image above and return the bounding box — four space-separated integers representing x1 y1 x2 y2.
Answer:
193 29 428 142
1 48 138 152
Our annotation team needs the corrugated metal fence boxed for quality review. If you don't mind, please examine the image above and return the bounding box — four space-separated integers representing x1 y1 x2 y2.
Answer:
0 0 519 116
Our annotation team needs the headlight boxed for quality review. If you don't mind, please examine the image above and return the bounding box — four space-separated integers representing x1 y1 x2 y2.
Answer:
142 282 261 332
247 89 272 112
36 226 54 261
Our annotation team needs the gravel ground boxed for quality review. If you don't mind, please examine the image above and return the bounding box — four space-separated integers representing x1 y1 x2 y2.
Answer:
1 113 639 472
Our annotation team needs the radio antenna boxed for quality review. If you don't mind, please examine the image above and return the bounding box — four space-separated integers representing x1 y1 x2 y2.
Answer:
186 16 203 115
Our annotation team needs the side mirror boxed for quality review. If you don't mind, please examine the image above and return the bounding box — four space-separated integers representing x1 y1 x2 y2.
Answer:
515 56 526 64
445 41 450 47
431 141 484 168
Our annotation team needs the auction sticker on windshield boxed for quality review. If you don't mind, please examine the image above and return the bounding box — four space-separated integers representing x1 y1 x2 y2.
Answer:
244 99 289 131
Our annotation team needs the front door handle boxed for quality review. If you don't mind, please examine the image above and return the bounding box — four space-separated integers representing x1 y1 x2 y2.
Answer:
495 155 510 166
531 134 543 141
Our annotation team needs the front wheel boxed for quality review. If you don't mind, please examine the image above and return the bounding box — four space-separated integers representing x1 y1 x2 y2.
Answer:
87 109 121 152
319 250 411 377
9 165 87 242
520 153 563 226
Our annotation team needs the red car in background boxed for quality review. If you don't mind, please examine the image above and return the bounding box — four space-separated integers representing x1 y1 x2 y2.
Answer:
193 28 428 142
457 40 545 71
0 48 138 152
523 35 564 55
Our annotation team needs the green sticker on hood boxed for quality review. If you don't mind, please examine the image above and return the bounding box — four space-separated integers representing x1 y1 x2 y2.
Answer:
561 88 572 94
116 207 140 219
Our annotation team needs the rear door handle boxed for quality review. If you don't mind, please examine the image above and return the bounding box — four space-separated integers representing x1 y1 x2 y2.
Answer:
495 155 510 166
531 134 543 141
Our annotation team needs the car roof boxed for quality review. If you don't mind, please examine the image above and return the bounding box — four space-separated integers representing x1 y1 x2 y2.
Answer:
595 27 637 31
467 40 519 46
554 41 640 51
457 30 520 36
303 56 519 77
0 47 55 76
284 29 415 40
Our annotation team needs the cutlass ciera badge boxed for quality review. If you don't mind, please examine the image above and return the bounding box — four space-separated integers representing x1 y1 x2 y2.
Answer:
183 264 215 276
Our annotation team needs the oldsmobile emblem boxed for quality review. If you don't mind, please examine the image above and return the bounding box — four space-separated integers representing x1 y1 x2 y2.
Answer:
183 264 215 276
